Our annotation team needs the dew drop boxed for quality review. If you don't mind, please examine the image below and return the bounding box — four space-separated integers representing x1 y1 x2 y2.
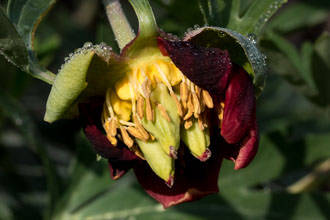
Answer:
83 42 93 49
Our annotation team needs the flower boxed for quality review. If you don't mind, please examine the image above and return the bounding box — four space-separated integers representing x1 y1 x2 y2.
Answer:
44 0 265 208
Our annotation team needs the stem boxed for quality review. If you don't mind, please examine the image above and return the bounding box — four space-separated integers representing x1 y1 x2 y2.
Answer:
287 159 330 193
103 0 135 50
128 0 158 39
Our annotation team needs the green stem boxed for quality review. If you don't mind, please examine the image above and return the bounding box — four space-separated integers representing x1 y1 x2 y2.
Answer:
29 66 56 85
287 159 330 193
103 0 136 50
128 0 158 39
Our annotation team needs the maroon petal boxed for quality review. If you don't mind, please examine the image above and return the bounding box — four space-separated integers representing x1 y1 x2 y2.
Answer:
79 101 139 179
133 137 223 208
220 121 259 170
221 67 256 144
157 37 232 96
234 119 259 170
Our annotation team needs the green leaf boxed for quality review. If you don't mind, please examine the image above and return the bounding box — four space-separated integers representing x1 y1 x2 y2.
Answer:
0 8 29 70
225 0 288 36
311 33 330 107
50 133 330 220
51 133 115 220
267 1 329 33
261 31 330 107
185 27 267 94
4 0 57 84
7 0 56 51
0 93 62 218
199 0 227 26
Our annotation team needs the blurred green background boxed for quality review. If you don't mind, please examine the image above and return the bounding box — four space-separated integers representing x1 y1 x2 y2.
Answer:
0 0 329 219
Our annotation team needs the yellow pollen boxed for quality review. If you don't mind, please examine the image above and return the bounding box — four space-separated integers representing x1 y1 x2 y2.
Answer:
102 57 215 152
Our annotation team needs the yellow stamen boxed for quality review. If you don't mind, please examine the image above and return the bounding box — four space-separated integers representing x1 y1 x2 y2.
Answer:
171 93 183 117
109 118 118 137
106 134 118 146
180 81 189 106
137 95 145 119
202 90 214 108
133 115 149 140
184 119 193 129
157 103 171 122
120 126 134 148
127 126 148 141
146 97 154 121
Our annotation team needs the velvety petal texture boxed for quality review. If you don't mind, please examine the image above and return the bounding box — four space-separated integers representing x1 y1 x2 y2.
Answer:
134 136 223 208
79 102 139 180
221 66 256 144
234 119 259 170
157 37 232 97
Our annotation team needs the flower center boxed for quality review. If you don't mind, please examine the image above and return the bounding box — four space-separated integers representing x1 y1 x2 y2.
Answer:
101 57 216 153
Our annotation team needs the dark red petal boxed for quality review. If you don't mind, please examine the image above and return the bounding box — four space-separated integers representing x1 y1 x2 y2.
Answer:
219 121 259 170
234 119 259 170
133 137 223 208
157 37 232 96
79 101 139 179
221 67 256 144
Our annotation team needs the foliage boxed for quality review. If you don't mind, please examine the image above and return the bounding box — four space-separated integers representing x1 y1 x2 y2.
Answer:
0 0 329 219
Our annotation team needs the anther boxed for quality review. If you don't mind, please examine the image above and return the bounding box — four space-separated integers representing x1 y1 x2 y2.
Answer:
192 92 201 117
154 63 174 94
170 93 183 117
137 96 145 119
157 103 171 122
120 126 134 148
109 118 118 136
202 90 214 108
180 81 189 105
127 126 148 141
133 115 149 140
146 98 154 121
184 119 193 129
141 78 152 98
183 93 194 120
195 85 201 98
198 117 205 131
106 134 118 146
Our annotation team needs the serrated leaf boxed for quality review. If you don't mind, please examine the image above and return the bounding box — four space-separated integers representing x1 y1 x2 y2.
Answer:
0 8 29 70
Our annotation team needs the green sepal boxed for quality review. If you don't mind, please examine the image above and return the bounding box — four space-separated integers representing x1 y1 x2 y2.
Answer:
44 50 95 123
181 119 210 159
136 139 174 183
44 44 127 123
184 27 267 96
141 84 180 155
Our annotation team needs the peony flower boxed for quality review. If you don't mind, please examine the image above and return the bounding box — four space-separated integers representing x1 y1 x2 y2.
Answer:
44 0 266 208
